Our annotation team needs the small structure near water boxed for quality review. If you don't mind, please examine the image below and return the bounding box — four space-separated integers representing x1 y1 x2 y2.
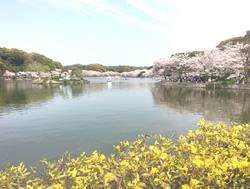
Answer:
3 70 16 79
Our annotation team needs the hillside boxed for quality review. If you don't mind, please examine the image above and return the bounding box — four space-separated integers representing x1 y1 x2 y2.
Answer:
217 31 250 48
0 47 148 76
64 64 149 75
0 48 63 75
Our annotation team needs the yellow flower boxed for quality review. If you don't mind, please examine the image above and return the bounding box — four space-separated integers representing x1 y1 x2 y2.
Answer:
71 168 77 177
231 156 239 169
179 135 186 141
214 168 223 176
100 154 106 161
153 147 161 156
180 165 188 173
53 183 64 189
114 145 120 151
238 141 246 150
188 131 195 138
129 151 136 157
190 179 200 187
198 119 206 126
191 146 197 154
160 153 168 160
204 158 214 168
150 167 159 174
91 151 99 161
193 156 203 168
237 158 249 169
104 172 116 182
120 160 130 167
195 129 203 135
220 163 228 172
123 141 129 146
182 184 192 189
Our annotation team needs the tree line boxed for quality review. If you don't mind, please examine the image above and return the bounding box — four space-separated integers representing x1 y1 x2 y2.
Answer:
0 48 63 75
0 47 148 76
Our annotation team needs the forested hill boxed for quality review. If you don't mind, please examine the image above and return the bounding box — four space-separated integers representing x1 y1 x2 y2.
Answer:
64 64 149 73
217 31 250 48
0 47 149 76
0 48 63 75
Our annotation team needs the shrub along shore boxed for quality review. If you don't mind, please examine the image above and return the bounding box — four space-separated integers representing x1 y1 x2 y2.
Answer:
0 120 249 188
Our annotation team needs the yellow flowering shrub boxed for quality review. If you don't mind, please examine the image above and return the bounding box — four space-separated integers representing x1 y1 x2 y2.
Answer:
0 120 250 188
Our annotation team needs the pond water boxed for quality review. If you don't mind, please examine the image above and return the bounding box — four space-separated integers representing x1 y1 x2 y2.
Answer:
0 78 250 167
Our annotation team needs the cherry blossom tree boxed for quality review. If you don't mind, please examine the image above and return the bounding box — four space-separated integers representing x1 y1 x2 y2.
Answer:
153 43 249 83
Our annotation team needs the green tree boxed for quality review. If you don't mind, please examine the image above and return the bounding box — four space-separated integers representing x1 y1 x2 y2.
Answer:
83 64 106 72
31 53 63 70
0 60 6 75
71 67 82 78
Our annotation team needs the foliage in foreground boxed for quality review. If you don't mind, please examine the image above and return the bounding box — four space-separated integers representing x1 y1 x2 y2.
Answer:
0 120 250 188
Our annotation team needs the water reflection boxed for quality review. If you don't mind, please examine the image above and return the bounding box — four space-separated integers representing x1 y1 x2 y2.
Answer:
0 79 154 115
0 80 59 115
151 84 250 123
2 80 249 123
107 82 112 89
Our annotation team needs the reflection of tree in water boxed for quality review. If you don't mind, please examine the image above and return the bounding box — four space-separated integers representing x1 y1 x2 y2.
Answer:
71 84 106 97
0 79 153 115
0 80 59 112
0 81 131 114
69 82 146 98
151 84 250 123
58 83 108 98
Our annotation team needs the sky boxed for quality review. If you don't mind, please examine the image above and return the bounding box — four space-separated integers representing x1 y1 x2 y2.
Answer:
0 0 249 66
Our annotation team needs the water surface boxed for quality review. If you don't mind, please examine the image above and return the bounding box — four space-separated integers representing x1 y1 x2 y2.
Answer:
0 78 250 167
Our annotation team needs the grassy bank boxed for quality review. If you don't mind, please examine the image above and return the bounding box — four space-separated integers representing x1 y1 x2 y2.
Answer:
0 120 250 188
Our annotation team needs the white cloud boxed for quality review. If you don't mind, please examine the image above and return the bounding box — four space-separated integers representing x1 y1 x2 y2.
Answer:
27 0 162 32
17 0 250 59
75 0 164 32
70 0 249 54
127 0 170 22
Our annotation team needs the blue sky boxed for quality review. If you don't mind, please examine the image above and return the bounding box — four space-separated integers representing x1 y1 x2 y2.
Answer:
0 0 249 66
